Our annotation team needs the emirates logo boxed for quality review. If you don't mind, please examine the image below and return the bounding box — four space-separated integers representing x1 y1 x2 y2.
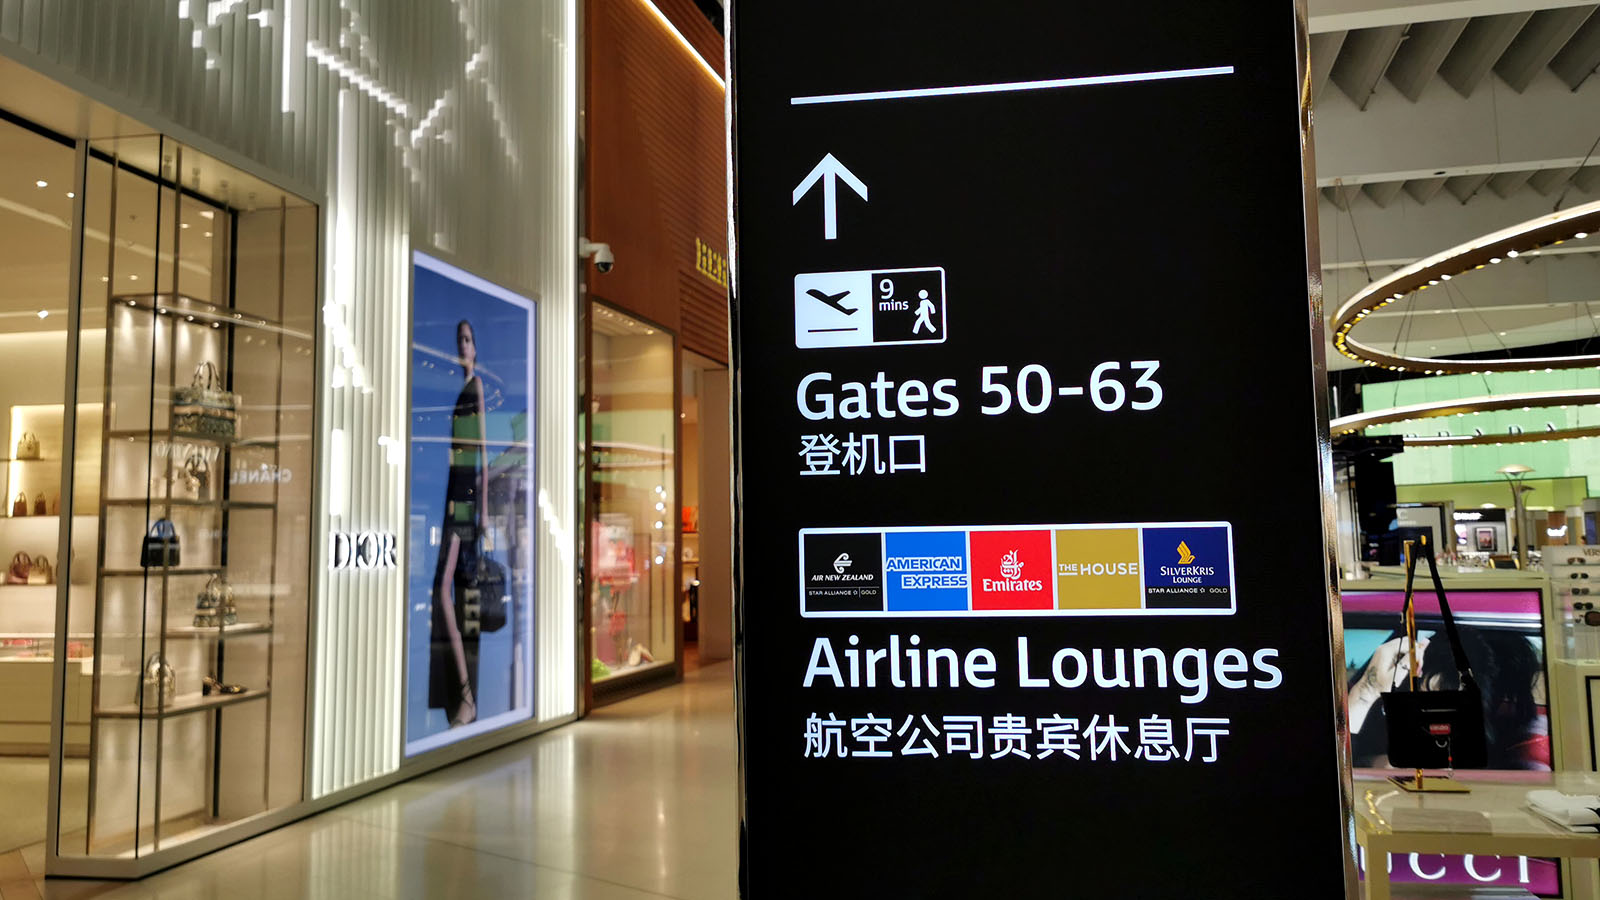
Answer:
1000 550 1023 581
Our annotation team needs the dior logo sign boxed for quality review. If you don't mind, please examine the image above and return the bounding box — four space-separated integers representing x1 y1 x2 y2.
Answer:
329 531 398 570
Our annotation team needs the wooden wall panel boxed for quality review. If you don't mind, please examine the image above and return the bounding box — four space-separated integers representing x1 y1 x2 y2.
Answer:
587 0 728 363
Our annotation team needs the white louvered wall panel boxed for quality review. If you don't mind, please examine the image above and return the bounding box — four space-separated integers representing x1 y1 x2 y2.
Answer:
0 0 578 798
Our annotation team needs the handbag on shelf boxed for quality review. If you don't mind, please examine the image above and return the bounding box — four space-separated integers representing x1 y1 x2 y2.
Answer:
172 361 238 438
180 451 210 497
5 552 30 585
1380 538 1489 769
456 537 508 637
140 519 181 568
26 555 52 586
139 653 176 709
10 492 24 518
32 493 45 516
193 574 236 628
14 432 38 460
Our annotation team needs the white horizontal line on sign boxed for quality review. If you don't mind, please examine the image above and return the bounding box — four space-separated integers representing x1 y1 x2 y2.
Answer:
790 65 1236 106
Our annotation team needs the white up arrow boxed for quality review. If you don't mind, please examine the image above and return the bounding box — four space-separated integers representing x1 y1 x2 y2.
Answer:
792 153 868 240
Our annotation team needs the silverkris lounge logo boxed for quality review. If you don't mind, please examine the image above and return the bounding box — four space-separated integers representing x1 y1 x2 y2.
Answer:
1160 540 1216 580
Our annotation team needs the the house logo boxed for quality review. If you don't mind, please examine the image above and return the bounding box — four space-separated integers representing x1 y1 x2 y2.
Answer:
1053 527 1142 610
833 552 853 574
1000 549 1023 580
1177 541 1196 565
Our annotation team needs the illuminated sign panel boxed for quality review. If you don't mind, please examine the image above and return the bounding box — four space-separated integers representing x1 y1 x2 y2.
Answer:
730 1 1347 895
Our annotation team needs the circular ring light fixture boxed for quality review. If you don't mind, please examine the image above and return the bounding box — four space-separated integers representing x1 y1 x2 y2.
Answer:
1329 388 1600 436
1331 199 1600 374
1402 424 1600 448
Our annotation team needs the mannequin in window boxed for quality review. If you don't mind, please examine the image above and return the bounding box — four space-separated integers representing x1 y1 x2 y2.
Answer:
429 319 488 727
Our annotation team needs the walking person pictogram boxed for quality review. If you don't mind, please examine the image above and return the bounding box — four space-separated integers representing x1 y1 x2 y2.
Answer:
912 290 938 335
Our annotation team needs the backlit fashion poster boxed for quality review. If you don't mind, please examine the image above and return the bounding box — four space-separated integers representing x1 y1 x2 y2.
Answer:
405 252 537 755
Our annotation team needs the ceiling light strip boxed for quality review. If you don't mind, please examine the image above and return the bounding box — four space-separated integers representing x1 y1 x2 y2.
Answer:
1402 424 1600 448
637 0 725 90
1330 388 1600 435
1330 199 1600 374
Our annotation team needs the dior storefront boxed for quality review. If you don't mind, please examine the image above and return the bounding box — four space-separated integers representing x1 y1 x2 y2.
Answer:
0 0 579 878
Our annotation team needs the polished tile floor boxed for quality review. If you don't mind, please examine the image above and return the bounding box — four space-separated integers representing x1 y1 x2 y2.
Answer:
8 662 736 900
0 759 85 856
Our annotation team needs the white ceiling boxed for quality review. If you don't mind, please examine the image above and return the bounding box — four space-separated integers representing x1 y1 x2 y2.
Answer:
1311 0 1600 369
0 122 77 329
0 119 233 333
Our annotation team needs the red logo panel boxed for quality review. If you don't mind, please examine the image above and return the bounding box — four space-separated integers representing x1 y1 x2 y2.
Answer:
970 530 1052 610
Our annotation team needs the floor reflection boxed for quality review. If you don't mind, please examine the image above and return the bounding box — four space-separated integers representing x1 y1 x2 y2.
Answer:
25 662 736 900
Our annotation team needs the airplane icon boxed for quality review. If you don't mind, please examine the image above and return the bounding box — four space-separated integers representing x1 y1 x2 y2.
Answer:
806 288 855 315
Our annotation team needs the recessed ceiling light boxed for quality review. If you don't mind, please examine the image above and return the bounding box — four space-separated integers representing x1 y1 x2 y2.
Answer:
1507 250 1519 258
203 231 212 238
99 276 109 283
181 223 189 229
34 180 47 188
129 274 139 281
199 210 214 219
36 310 48 319
66 191 74 199
1576 232 1589 239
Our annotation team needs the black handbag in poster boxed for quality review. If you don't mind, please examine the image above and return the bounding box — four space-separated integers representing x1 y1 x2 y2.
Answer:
1380 539 1488 769
456 539 508 637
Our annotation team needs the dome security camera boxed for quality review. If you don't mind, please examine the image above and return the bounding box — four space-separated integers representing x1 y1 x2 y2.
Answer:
580 238 614 273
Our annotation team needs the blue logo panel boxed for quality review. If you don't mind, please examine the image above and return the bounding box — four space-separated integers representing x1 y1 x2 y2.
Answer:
884 530 969 611
1140 525 1233 610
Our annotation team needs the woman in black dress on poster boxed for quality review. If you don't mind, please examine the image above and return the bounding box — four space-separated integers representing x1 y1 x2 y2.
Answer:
429 320 488 727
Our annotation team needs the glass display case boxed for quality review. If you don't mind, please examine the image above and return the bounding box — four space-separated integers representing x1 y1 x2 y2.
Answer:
588 304 678 685
0 115 97 860
54 135 317 858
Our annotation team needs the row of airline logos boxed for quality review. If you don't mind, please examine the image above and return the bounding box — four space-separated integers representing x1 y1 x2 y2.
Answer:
800 522 1235 617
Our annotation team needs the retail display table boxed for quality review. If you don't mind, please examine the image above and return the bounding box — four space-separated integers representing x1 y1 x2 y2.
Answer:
1355 776 1600 900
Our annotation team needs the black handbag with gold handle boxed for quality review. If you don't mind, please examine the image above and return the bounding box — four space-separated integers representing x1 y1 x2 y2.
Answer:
1379 538 1488 769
